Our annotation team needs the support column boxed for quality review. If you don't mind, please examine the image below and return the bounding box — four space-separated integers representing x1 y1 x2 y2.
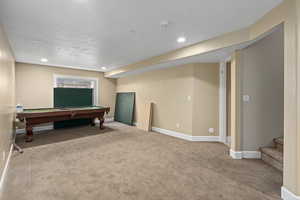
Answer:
219 62 227 144
229 50 243 159
296 1 300 196
282 0 300 199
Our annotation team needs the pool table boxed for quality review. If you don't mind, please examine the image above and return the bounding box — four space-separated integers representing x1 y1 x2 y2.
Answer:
16 106 110 142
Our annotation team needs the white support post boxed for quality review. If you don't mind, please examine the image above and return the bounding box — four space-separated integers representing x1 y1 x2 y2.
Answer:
219 62 227 144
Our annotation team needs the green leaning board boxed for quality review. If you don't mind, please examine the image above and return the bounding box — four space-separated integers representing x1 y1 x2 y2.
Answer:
54 88 93 129
114 92 135 125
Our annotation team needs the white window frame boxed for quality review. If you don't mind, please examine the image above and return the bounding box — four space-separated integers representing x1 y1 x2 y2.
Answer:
53 74 99 106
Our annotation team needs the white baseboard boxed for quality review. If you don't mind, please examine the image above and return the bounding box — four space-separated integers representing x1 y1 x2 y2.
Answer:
282 187 300 200
230 149 261 159
94 117 114 124
105 118 114 123
152 127 193 141
193 136 220 142
151 127 220 142
230 149 243 159
16 125 54 134
0 144 13 193
242 151 261 159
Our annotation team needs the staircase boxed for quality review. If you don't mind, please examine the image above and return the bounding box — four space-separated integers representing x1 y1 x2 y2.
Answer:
260 137 283 172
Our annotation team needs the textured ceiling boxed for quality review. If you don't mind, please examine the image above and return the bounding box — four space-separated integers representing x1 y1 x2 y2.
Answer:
0 0 282 71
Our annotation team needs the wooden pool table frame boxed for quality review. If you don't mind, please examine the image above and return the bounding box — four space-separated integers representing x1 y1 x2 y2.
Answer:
17 107 110 142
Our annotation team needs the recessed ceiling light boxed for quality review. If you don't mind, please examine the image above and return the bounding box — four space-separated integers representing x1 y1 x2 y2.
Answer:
129 29 136 33
177 37 187 43
40 58 48 62
160 20 170 28
75 0 88 3
101 67 107 70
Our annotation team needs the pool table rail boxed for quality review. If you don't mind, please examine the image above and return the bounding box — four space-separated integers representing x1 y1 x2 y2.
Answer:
16 107 110 142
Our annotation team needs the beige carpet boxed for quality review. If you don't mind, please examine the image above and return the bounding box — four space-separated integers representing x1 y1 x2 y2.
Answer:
2 122 282 200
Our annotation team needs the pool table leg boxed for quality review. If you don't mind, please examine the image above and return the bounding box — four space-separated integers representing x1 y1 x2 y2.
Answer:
26 125 33 142
98 116 105 130
91 118 96 127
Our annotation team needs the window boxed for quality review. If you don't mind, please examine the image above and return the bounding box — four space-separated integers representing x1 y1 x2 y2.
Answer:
53 74 99 105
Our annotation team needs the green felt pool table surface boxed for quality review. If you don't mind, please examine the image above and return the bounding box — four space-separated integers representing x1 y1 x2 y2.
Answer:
22 106 107 113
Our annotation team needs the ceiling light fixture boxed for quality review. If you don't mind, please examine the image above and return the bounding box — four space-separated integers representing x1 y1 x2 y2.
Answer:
177 37 187 43
129 29 136 33
101 67 107 70
160 20 170 28
40 58 48 62
75 0 88 3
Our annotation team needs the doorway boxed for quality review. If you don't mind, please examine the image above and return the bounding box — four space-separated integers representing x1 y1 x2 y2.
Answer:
226 61 231 146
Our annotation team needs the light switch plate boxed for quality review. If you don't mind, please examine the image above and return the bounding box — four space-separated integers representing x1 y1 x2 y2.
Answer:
243 95 250 102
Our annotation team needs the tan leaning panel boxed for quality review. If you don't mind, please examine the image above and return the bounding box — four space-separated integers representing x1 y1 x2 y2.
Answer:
137 102 153 132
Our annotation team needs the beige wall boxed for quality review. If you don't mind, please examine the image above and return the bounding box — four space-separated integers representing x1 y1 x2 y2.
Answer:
240 26 284 151
117 64 194 135
117 63 219 136
192 63 219 136
0 24 15 180
15 63 116 118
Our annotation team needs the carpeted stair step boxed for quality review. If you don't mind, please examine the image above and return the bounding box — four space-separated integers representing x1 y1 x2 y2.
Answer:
273 137 283 152
260 147 283 172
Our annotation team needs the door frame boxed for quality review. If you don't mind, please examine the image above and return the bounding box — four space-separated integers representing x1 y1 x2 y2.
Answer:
219 56 231 145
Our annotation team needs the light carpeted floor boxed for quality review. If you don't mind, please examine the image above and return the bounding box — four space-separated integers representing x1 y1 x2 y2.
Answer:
2 122 282 200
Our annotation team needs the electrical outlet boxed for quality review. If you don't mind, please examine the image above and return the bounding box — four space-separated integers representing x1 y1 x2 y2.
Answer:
187 96 191 101
243 95 250 102
208 128 214 135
